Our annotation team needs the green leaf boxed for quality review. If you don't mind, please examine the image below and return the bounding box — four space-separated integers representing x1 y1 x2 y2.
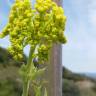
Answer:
44 88 48 96
35 86 42 96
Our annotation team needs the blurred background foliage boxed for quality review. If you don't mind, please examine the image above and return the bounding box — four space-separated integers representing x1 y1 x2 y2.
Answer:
0 47 26 96
62 66 96 96
1 47 96 96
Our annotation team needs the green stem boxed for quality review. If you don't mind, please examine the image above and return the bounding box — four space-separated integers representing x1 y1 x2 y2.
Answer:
27 46 35 68
22 46 35 96
22 81 30 96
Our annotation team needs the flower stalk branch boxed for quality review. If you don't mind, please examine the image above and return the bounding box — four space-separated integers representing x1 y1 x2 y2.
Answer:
22 46 35 96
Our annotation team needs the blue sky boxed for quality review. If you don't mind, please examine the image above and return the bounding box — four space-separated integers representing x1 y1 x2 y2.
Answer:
1 0 96 73
63 0 96 73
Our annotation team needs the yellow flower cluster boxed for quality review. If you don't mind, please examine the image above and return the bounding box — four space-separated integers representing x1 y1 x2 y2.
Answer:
53 6 65 20
0 0 33 60
0 1 67 95
0 0 67 62
35 0 52 13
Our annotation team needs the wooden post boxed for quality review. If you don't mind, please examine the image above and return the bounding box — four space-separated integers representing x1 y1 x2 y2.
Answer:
45 1 63 96
53 0 62 6
48 44 62 96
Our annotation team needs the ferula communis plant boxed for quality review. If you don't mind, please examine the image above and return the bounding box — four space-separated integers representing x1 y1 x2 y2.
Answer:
0 0 66 96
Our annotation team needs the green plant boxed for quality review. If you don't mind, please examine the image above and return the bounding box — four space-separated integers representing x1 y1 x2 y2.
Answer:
0 0 66 96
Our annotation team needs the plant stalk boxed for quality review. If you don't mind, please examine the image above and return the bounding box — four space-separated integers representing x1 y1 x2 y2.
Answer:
22 46 35 96
22 80 30 96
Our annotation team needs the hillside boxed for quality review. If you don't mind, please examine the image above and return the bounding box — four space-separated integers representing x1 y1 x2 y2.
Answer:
62 67 96 96
1 47 96 96
0 47 26 96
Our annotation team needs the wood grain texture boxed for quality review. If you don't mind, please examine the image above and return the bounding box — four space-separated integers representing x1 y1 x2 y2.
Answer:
44 1 63 96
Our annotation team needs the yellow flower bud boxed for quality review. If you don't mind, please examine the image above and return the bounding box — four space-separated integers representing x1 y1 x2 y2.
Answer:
59 7 64 14
36 0 43 4
52 2 56 6
18 54 23 59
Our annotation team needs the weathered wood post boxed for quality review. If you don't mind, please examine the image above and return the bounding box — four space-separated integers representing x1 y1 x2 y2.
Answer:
48 44 62 96
45 0 63 96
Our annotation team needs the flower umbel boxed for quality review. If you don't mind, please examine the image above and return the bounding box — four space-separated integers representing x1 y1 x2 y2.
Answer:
0 0 66 61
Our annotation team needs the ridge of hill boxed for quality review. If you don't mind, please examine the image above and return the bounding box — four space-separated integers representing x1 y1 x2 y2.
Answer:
62 67 96 96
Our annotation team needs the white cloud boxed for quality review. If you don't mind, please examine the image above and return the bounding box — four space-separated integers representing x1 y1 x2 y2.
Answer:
88 1 96 28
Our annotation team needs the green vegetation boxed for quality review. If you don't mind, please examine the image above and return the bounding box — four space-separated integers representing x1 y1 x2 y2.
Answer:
62 67 87 81
0 47 27 67
62 67 96 96
62 79 80 96
62 67 81 96
0 47 25 96
0 79 22 96
1 47 96 96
